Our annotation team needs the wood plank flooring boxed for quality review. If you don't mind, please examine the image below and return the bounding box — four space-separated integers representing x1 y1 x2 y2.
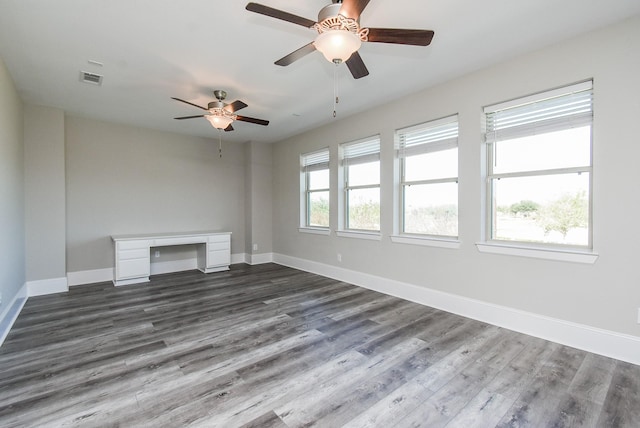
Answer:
1 263 639 427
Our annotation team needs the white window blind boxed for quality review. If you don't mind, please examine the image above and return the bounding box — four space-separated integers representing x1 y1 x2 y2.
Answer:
342 136 380 166
398 115 458 158
484 81 593 143
302 148 330 172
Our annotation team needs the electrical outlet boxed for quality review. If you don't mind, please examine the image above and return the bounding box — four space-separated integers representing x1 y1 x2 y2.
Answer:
337 253 342 262
154 250 160 258
253 244 258 251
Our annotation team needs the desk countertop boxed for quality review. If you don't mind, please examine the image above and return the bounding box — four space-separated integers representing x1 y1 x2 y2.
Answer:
111 231 231 241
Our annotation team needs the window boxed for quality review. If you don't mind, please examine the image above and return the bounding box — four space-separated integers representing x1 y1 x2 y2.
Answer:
340 136 381 232
397 116 459 238
484 81 593 248
301 149 330 229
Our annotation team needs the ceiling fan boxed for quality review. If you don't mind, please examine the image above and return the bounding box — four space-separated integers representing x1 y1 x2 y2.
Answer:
245 0 435 79
172 90 269 131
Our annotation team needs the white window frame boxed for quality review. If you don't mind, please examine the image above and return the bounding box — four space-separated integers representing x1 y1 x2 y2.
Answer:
300 148 330 233
393 115 459 243
338 135 381 236
479 80 597 262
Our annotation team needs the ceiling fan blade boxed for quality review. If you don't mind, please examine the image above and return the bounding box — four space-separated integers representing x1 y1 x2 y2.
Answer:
236 115 270 126
345 51 369 79
225 100 248 113
366 28 435 46
339 0 371 21
174 115 206 120
246 3 316 28
224 124 234 132
275 42 317 66
171 97 208 110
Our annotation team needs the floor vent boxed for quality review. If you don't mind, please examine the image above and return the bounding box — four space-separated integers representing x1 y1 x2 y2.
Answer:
79 71 103 85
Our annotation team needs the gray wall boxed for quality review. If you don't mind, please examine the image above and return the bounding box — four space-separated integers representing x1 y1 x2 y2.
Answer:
0 57 24 315
24 105 66 282
65 115 247 273
245 142 273 258
272 16 640 337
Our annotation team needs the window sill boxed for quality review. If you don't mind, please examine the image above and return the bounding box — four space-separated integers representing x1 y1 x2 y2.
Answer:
336 230 382 241
475 242 598 264
391 235 460 249
299 227 331 236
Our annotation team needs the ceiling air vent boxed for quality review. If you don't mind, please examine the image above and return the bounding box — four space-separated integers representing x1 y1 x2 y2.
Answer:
79 71 103 86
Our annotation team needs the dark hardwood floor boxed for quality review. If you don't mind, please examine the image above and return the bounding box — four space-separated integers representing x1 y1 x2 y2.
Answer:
1 263 638 427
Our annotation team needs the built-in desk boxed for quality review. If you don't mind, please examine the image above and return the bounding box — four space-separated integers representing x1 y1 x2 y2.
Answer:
111 231 231 286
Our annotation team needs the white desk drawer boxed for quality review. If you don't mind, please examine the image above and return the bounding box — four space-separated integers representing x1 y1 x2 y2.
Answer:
208 249 230 266
118 248 149 261
154 236 207 246
117 240 150 250
118 258 150 279
208 241 230 251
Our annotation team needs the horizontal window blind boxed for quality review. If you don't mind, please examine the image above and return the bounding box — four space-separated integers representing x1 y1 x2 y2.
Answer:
397 116 458 158
301 148 330 172
484 81 593 143
342 136 380 166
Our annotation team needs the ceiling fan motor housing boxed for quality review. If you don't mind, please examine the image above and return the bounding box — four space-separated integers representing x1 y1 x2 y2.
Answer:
318 3 347 23
208 100 225 110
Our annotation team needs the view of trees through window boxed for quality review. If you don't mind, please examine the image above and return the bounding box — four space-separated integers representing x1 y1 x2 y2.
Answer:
398 117 459 238
404 182 458 236
497 191 589 244
346 161 380 231
301 83 593 249
494 184 589 246
306 167 329 228
309 194 329 227
487 110 592 247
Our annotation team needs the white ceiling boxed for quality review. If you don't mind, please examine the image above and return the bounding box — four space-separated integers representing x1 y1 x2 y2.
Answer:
1 0 639 144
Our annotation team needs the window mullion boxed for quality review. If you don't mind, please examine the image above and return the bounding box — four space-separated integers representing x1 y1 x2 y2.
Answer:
488 165 591 181
403 176 458 187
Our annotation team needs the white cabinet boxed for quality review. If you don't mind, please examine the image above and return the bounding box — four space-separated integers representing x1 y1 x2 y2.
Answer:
112 231 231 286
114 240 151 285
198 234 231 273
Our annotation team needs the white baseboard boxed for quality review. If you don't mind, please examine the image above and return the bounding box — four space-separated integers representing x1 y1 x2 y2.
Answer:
27 277 68 297
273 253 640 366
231 253 247 265
67 252 249 287
67 267 113 286
0 283 28 347
248 252 274 265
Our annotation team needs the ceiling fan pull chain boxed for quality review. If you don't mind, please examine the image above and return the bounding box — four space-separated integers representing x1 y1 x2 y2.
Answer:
333 61 339 118
218 130 223 158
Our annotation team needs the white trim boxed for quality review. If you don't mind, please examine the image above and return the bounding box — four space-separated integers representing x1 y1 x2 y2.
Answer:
299 227 331 236
67 252 246 287
336 230 382 241
27 277 68 296
231 252 247 265
272 253 639 366
114 277 150 287
476 242 598 264
248 252 274 265
391 235 460 249
68 267 114 286
0 283 28 347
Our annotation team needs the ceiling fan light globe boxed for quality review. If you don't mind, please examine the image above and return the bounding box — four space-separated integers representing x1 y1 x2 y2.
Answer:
314 29 361 63
206 115 234 130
